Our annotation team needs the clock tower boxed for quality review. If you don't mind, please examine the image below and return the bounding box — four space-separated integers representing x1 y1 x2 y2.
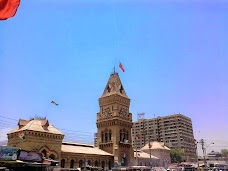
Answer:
96 72 133 166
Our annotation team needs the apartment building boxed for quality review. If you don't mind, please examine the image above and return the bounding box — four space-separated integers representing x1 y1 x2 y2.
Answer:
132 114 197 162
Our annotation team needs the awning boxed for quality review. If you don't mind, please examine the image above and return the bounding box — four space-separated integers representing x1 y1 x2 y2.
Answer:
0 160 26 164
0 160 48 167
26 162 49 167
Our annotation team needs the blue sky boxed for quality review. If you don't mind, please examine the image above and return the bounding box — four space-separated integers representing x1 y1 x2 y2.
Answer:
0 0 228 153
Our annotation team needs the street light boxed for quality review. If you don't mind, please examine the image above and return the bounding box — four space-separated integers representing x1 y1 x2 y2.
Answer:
205 143 215 151
203 142 214 170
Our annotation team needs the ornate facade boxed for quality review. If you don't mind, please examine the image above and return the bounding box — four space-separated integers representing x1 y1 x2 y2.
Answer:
7 72 134 169
60 142 113 169
7 119 64 160
96 72 134 166
7 119 114 169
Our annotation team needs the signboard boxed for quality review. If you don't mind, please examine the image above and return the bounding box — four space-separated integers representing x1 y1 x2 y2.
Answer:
18 150 43 163
0 146 20 161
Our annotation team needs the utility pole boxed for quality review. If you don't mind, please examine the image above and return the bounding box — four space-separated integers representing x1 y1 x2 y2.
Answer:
199 139 207 170
197 139 214 171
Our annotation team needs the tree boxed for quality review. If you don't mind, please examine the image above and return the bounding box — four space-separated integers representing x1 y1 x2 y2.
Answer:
221 149 228 157
170 148 184 163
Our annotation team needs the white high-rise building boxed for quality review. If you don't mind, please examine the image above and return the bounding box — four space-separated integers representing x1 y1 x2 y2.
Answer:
132 114 197 162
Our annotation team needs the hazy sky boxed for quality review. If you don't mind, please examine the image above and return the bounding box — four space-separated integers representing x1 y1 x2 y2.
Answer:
0 0 228 155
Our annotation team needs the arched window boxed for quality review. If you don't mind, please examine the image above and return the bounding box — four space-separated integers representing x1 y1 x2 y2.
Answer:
120 130 122 142
41 149 47 158
87 160 91 166
105 130 108 142
101 161 105 169
49 154 55 160
94 160 98 167
123 129 126 142
70 159 74 168
101 131 104 143
108 161 112 170
79 160 83 168
61 159 65 168
126 131 128 141
109 130 112 141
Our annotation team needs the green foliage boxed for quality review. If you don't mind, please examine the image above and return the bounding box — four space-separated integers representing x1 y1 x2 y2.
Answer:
170 148 184 163
221 149 228 157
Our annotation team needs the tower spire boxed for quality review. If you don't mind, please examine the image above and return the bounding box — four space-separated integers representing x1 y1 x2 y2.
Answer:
97 71 133 166
100 72 128 98
113 66 116 74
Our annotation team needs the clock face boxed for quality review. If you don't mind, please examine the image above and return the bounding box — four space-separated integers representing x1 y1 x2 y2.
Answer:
104 107 110 117
119 107 127 117
104 111 109 116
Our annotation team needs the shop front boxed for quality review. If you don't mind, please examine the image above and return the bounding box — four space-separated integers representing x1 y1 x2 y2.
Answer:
0 146 50 171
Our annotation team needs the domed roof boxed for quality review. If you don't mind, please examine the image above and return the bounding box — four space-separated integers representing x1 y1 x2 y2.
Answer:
8 118 64 135
140 141 170 151
134 150 159 159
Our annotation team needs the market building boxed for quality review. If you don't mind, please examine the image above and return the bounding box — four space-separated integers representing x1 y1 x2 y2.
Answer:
5 72 173 169
7 118 114 169
6 72 133 169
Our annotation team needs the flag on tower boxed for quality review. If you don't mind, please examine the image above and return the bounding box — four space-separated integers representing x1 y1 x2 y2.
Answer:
0 0 20 20
51 100 58 106
18 131 25 140
119 62 125 72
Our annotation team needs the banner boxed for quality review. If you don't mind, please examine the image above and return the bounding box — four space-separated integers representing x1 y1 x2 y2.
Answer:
0 146 20 161
18 150 43 162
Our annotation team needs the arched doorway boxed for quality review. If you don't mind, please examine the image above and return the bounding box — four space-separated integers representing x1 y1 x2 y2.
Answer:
87 160 91 166
108 161 112 170
162 160 165 167
70 160 74 168
79 160 83 168
94 160 98 167
61 159 65 168
121 157 127 166
49 154 55 160
101 161 105 170
41 149 47 158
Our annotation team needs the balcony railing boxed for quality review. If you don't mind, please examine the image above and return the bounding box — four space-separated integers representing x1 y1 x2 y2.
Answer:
119 140 132 145
99 141 113 145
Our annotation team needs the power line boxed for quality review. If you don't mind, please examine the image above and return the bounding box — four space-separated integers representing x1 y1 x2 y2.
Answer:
210 146 228 148
0 115 96 145
1 115 228 148
0 115 95 134
0 115 18 121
